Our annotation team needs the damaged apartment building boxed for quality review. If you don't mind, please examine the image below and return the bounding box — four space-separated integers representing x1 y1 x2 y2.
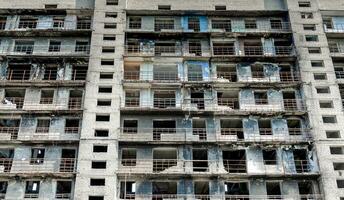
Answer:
1 0 344 200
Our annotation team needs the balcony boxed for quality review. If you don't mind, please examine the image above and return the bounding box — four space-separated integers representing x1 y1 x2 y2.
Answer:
119 127 312 144
0 20 92 31
123 98 181 110
0 158 76 174
123 71 180 82
210 21 291 33
1 44 90 57
119 194 323 200
324 23 344 33
117 158 318 175
0 127 19 140
4 68 87 82
329 44 344 57
1 98 83 112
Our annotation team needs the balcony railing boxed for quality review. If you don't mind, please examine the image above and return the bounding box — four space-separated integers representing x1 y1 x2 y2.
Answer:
125 45 294 57
123 71 179 82
120 194 323 200
5 20 92 30
122 98 305 112
119 127 312 143
0 127 19 140
324 24 344 33
1 98 83 111
118 159 317 175
4 69 87 81
330 44 344 55
0 21 6 30
0 158 76 173
3 45 90 56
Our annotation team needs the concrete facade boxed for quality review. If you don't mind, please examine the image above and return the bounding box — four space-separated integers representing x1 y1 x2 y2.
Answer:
0 0 344 199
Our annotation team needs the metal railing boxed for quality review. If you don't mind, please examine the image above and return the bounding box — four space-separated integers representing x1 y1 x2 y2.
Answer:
120 194 323 200
0 127 18 140
5 44 90 55
0 158 76 173
0 20 6 30
7 20 92 30
118 127 312 143
118 159 317 175
122 98 305 112
324 23 344 33
4 69 87 81
123 71 179 82
330 44 344 54
1 98 83 111
123 71 300 83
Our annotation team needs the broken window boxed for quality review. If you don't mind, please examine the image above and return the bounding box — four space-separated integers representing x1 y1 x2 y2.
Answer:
220 119 244 139
18 17 38 29
212 19 231 31
258 120 272 135
72 65 88 80
77 16 91 29
153 148 177 172
121 149 137 166
155 42 176 56
36 119 50 133
123 120 138 134
244 19 257 29
69 90 83 109
4 89 25 109
65 119 80 134
194 182 209 200
266 182 281 199
153 91 176 108
60 149 76 172
124 64 140 80
287 119 302 135
125 91 140 107
14 41 34 54
48 40 61 52
213 42 235 56
270 19 283 30
298 181 315 198
30 148 45 164
75 41 89 53
323 18 333 29
0 16 6 30
153 120 176 140
188 40 202 56
7 63 31 81
25 181 40 198
129 17 141 29
188 64 203 81
153 65 178 81
40 90 54 104
193 149 208 172
283 91 298 110
0 181 7 197
225 182 249 195
191 91 204 109
293 149 309 173
43 64 58 80
155 17 174 31
53 16 65 28
251 64 265 78
193 119 207 141
120 181 135 199
263 149 277 165
188 17 200 32
0 119 20 139
244 41 262 55
152 182 177 196
217 91 239 109
223 150 246 173
216 65 237 82
254 91 268 105
56 181 72 199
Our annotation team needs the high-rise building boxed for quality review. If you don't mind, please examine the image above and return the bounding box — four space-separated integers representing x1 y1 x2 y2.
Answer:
0 0 344 199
